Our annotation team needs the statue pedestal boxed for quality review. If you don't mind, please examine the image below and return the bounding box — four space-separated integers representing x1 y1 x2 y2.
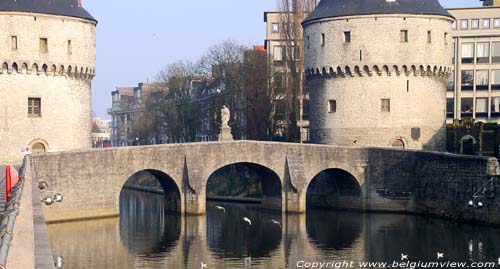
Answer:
218 126 234 141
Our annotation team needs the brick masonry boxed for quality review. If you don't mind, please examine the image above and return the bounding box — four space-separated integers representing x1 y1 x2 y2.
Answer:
23 141 500 225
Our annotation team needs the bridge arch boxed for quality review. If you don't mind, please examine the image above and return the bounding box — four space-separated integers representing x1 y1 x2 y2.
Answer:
306 168 362 211
205 162 282 211
120 169 181 214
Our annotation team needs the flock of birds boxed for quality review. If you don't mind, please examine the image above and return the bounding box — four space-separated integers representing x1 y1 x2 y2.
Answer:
214 205 281 228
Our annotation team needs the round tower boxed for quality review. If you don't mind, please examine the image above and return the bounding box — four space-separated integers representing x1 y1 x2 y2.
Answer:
0 0 96 164
303 0 454 151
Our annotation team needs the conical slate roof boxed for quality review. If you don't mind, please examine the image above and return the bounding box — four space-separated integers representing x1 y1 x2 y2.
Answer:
303 0 453 24
0 0 96 22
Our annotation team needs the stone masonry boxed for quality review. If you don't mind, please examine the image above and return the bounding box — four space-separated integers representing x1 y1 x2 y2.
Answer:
23 141 500 225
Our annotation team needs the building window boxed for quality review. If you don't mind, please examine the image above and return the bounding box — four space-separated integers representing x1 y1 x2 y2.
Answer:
328 100 336 113
273 46 284 62
452 21 457 30
321 33 325 46
67 40 72 55
492 42 500 63
11 36 17 50
344 31 351 43
447 71 455 91
492 70 500 90
444 33 448 45
271 23 279 33
461 43 474 64
476 42 490 63
39 38 48 53
446 98 454 118
471 19 480 29
476 70 489 90
491 97 500 114
452 42 455 64
427 31 432 43
28 98 41 117
494 18 500 28
461 70 474 91
381 99 391 112
476 98 488 115
460 19 468 29
306 36 310 49
400 30 408 43
461 98 473 114
291 45 300 60
483 18 491 29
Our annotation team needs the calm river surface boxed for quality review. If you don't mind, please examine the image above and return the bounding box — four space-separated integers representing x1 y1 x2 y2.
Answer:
48 189 500 269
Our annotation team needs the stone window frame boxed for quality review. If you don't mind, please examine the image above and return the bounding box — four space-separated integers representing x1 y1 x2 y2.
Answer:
320 33 325 46
328 99 336 113
28 97 42 118
11 35 17 50
427 31 432 44
67 40 72 55
271 23 279 33
344 31 351 43
381 99 391 113
39 38 48 53
400 30 408 43
494 18 500 28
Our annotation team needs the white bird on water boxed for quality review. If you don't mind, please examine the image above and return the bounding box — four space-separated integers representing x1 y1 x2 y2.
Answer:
243 217 252 225
215 206 225 213
201 261 207 268
267 220 281 228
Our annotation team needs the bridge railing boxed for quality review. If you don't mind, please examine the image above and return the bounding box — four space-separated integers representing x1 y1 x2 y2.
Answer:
0 166 24 268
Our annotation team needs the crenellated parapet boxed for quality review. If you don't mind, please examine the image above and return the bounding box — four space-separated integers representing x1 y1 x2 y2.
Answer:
305 64 452 79
0 61 95 80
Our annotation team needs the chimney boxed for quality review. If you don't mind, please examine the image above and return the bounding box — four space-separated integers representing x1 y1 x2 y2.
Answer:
77 0 82 7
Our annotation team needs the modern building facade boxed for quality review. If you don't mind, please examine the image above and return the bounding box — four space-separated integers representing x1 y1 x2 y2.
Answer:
447 3 500 124
0 0 96 164
303 0 453 151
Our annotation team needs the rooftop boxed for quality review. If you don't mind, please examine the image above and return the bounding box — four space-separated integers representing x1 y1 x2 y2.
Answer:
0 0 96 22
303 0 453 25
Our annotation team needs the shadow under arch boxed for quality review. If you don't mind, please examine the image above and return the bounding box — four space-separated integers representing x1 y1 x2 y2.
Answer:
306 168 362 210
206 162 282 211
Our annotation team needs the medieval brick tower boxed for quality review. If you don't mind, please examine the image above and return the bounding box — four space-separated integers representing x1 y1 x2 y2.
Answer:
303 0 454 151
0 0 96 164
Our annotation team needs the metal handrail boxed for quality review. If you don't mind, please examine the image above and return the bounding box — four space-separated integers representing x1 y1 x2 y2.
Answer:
0 175 25 268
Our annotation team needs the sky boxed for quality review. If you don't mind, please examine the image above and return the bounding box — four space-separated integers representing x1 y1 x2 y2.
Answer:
83 0 482 118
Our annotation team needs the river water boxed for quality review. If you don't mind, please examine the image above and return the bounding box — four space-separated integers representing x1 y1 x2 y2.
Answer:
47 189 500 269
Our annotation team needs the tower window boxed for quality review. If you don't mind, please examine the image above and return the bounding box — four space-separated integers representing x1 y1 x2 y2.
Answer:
307 36 310 49
321 33 325 46
381 99 391 112
400 30 408 43
11 36 17 50
328 100 337 113
67 40 72 55
427 31 432 43
344 31 351 43
444 33 448 45
39 38 48 53
28 98 41 117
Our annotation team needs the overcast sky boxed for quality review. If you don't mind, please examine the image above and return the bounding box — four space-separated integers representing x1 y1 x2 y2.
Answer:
83 0 483 118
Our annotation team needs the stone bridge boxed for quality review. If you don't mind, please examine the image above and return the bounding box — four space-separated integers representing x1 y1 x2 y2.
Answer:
24 141 500 224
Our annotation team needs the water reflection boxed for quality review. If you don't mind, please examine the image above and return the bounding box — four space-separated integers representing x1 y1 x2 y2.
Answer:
306 210 362 251
119 188 180 257
206 202 281 259
47 189 500 269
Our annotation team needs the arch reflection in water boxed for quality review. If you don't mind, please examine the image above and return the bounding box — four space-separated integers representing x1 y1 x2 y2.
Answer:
119 188 181 257
306 210 362 251
307 168 362 210
206 201 282 259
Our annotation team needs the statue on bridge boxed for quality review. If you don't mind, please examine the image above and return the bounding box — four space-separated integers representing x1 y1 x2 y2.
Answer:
219 105 233 141
221 105 230 128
